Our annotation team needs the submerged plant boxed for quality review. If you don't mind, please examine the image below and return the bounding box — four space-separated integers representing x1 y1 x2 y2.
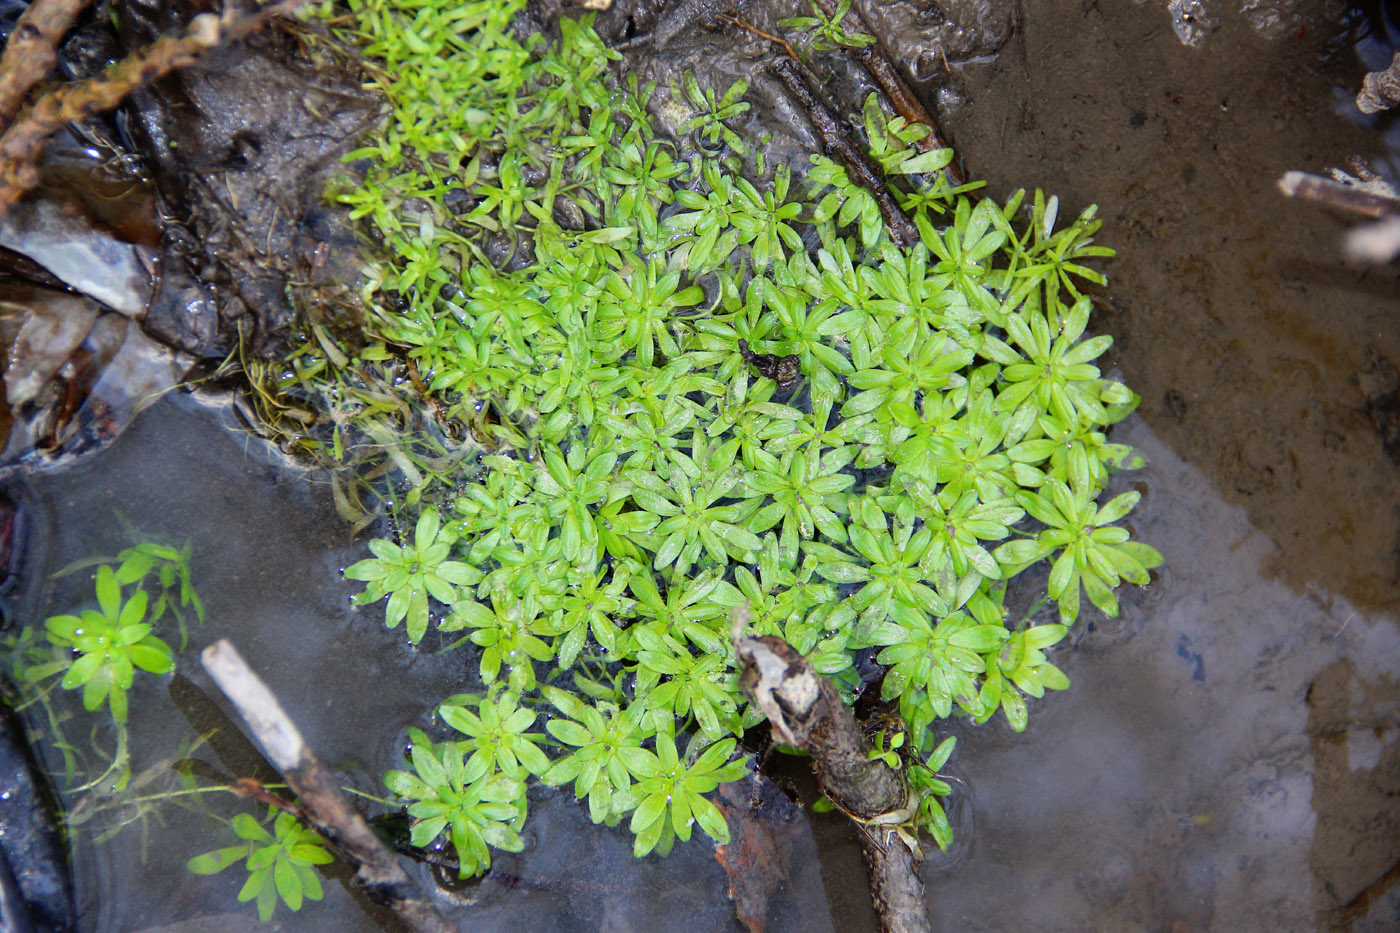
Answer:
344 507 480 643
383 727 526 877
779 0 877 58
30 565 175 726
186 809 334 923
679 74 752 155
616 728 747 857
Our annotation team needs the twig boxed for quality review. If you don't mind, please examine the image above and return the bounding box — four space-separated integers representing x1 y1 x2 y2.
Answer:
0 0 93 133
1277 170 1400 219
735 628 931 933
200 639 452 933
721 13 799 62
1357 49 1400 115
0 0 309 216
768 56 919 248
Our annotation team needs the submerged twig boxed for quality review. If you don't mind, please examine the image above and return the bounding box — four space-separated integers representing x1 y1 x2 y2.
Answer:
201 639 451 933
1277 171 1400 219
768 56 919 248
721 13 799 61
0 0 309 216
735 626 930 933
814 0 964 184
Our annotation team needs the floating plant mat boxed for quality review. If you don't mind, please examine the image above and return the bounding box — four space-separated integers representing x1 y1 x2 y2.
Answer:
0 0 1168 929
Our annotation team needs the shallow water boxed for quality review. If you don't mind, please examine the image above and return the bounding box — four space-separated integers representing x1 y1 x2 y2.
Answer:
913 2 1400 929
8 1 1400 930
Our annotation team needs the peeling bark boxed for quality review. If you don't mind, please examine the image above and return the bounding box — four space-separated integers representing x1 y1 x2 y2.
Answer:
1358 49 1400 115
736 633 931 933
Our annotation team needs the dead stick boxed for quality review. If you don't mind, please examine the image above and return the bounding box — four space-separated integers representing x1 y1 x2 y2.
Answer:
200 639 452 933
855 49 963 185
721 13 799 62
768 57 919 248
0 0 308 216
0 0 94 133
1277 171 1400 219
736 632 931 933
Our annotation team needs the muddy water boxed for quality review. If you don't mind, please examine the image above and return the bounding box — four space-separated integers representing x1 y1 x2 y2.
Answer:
901 2 1400 930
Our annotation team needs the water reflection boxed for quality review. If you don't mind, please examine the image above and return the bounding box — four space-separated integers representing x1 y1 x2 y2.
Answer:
923 418 1400 929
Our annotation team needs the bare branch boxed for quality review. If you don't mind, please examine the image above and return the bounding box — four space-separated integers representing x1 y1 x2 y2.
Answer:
1277 170 1400 219
0 0 310 216
201 639 452 933
735 629 930 933
816 0 964 184
769 57 919 248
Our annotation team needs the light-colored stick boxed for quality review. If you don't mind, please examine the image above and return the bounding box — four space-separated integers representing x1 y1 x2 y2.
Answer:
201 639 452 933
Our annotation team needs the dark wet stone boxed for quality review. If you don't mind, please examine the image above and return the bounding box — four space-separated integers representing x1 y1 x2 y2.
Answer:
0 697 74 932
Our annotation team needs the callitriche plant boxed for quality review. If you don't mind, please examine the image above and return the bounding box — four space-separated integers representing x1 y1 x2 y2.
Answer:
287 0 1164 882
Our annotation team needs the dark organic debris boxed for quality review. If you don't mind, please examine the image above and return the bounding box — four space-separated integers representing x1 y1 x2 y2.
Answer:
0 0 316 215
738 338 800 389
810 0 964 184
0 183 152 317
713 772 835 933
1277 170 1400 220
114 0 380 359
0 284 185 478
768 56 919 249
1359 347 1400 465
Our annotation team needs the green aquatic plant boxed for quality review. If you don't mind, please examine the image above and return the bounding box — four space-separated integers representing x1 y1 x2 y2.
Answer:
998 479 1159 624
439 687 551 781
779 0 877 57
679 73 752 155
383 727 526 877
309 0 1162 876
343 507 480 643
186 809 334 923
540 686 648 824
905 735 958 851
31 565 175 726
616 728 747 857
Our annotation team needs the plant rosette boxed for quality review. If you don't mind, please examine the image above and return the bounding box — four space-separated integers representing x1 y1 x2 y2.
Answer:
38 564 175 725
